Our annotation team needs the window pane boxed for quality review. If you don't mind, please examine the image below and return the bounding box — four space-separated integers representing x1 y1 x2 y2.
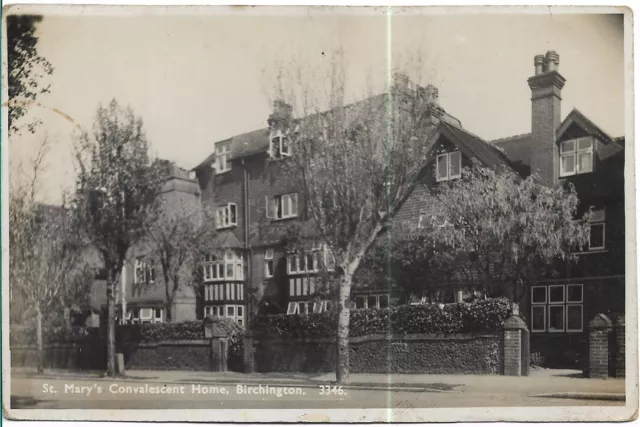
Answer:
549 286 564 303
275 196 282 218
155 309 162 319
289 279 295 296
449 151 461 177
531 306 546 331
560 140 575 153
367 295 378 309
577 137 592 151
589 224 605 249
436 154 448 179
281 136 290 154
355 296 365 309
290 194 298 215
236 263 243 280
299 302 307 315
296 279 302 296
313 302 323 314
567 285 583 303
288 255 295 273
591 208 606 222
266 260 274 277
379 295 389 308
226 306 234 317
237 306 243 317
226 263 234 279
531 287 546 304
561 154 576 175
299 254 306 272
307 254 314 271
265 249 274 259
229 204 237 224
566 305 583 331
577 152 593 173
548 306 565 331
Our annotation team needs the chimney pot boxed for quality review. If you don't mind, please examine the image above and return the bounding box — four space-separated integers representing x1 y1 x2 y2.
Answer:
534 54 545 75
425 84 439 104
545 50 559 72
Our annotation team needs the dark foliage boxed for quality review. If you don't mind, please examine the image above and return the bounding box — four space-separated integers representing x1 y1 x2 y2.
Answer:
253 297 512 338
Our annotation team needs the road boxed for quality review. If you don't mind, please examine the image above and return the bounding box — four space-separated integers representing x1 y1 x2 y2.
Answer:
9 377 623 410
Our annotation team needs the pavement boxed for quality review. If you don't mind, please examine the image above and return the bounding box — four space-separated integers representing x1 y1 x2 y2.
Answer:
10 366 626 400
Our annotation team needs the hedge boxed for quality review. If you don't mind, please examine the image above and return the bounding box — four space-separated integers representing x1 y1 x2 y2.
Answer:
113 318 244 370
253 297 512 338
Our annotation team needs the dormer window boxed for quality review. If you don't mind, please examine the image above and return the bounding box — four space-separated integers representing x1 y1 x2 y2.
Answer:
215 203 237 229
436 150 462 182
269 130 291 159
560 137 593 177
214 141 232 174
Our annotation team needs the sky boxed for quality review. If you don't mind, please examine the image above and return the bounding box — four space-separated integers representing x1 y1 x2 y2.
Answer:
8 7 627 204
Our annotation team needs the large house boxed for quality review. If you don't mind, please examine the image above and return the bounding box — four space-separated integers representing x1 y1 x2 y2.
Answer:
96 50 624 366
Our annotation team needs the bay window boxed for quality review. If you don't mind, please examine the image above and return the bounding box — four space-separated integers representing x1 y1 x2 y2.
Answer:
203 250 244 282
204 304 245 328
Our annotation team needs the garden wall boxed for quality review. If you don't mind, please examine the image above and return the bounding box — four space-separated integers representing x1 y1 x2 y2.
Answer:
254 333 500 374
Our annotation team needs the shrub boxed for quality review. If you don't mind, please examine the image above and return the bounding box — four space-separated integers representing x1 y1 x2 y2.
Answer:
254 297 512 338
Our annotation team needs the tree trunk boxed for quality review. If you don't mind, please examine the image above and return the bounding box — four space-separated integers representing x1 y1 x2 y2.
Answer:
106 276 116 377
335 273 353 384
35 304 43 374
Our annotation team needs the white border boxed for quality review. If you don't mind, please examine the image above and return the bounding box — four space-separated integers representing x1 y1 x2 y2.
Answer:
2 3 638 424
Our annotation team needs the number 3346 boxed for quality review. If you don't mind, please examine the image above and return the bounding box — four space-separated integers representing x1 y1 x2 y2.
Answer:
318 385 345 396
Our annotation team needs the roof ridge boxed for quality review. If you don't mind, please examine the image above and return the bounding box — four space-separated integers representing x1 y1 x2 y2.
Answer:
489 132 532 144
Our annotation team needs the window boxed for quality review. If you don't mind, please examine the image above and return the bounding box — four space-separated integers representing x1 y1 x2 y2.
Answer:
560 137 593 177
286 300 324 315
204 304 244 327
215 203 237 229
589 208 605 250
531 284 583 333
266 193 298 220
214 141 232 174
352 294 388 309
134 257 155 284
127 307 163 324
436 150 462 182
203 251 244 282
287 244 333 275
264 249 275 278
269 130 291 159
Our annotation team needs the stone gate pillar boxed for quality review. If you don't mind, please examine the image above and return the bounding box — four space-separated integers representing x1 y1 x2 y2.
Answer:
584 313 612 379
614 315 625 378
243 329 256 373
502 315 527 376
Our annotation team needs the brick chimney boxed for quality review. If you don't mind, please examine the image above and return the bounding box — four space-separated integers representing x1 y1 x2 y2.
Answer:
527 50 566 186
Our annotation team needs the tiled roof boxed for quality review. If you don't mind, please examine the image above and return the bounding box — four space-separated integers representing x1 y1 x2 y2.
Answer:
557 109 613 143
192 91 463 171
439 122 514 171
